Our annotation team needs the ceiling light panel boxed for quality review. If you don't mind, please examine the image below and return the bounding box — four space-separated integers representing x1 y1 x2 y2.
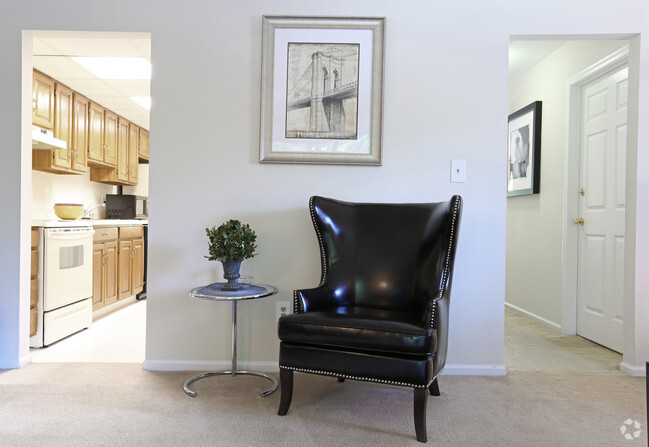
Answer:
131 97 151 111
72 57 151 80
37 36 148 58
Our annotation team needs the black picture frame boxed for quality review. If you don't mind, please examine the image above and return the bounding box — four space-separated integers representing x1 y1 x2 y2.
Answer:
507 101 542 197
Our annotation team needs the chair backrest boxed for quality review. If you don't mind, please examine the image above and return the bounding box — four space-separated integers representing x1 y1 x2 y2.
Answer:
309 195 462 321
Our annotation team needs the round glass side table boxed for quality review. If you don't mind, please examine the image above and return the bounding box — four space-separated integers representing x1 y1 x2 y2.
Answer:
183 282 279 398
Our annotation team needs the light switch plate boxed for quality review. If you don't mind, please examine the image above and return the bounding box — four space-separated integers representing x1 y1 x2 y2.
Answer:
451 159 466 183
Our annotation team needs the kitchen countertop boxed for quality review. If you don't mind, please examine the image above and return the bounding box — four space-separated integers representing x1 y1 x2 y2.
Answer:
32 218 148 228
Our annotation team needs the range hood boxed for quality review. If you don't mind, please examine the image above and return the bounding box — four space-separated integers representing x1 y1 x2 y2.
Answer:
32 125 66 150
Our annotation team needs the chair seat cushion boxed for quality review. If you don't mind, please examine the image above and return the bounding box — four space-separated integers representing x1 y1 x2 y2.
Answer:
278 306 436 356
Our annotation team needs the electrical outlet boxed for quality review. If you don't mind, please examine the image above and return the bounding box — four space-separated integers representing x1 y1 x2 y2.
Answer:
276 301 290 320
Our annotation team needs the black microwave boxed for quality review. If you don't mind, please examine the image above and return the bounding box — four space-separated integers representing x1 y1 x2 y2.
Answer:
105 195 148 219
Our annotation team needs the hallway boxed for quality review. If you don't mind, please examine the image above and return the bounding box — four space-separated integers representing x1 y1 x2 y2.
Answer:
504 309 622 373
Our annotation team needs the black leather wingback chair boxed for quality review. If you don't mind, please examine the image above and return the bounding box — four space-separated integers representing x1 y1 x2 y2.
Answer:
277 195 462 443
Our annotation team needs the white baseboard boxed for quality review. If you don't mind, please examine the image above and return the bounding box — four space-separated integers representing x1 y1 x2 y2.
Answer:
442 364 507 376
0 354 30 369
143 359 507 376
620 362 647 377
19 353 31 367
143 359 279 373
505 302 562 332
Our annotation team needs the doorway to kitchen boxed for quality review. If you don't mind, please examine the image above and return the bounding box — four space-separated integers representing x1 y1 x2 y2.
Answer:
26 30 151 364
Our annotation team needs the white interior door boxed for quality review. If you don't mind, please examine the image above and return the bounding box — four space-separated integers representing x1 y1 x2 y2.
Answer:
576 65 628 353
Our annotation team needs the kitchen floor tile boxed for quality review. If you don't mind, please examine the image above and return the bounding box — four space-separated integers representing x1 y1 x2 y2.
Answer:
30 299 146 363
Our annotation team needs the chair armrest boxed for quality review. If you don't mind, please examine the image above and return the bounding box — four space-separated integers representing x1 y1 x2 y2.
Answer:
293 285 349 313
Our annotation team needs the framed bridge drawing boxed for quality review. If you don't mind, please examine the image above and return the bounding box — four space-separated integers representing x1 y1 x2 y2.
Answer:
260 16 385 165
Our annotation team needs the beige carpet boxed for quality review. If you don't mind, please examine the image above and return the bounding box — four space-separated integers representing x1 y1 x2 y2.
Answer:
0 363 645 446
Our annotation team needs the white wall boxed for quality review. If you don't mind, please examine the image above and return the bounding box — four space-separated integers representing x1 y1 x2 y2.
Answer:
31 165 149 220
32 171 116 220
1 0 648 375
506 40 629 328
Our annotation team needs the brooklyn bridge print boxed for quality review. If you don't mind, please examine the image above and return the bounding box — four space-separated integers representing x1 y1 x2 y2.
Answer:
285 42 360 140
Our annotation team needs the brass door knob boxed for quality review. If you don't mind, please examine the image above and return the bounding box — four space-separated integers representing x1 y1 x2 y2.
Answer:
573 217 584 226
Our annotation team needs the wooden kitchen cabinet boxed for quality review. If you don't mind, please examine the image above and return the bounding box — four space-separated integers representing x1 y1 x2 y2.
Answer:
87 101 104 164
132 237 144 292
128 123 140 183
33 82 90 175
90 117 138 185
92 225 144 310
87 102 117 167
117 226 144 300
138 128 149 163
52 82 73 168
71 92 89 172
92 227 118 311
103 110 118 166
30 228 39 337
32 69 148 181
32 70 55 130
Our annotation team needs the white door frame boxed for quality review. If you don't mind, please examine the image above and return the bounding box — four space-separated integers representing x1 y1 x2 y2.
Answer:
561 46 630 336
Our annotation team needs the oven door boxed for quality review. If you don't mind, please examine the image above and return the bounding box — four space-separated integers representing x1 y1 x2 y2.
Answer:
43 227 95 311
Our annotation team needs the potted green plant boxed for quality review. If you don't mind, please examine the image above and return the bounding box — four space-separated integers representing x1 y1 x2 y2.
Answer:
205 219 257 290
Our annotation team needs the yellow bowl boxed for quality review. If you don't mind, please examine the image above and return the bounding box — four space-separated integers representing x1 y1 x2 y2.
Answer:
54 203 84 220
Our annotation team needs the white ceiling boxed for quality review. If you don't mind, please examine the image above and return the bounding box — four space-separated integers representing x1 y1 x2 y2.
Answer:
33 33 151 130
508 40 566 82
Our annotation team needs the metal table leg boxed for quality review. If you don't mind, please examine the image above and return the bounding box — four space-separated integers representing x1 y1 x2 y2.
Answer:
183 300 279 398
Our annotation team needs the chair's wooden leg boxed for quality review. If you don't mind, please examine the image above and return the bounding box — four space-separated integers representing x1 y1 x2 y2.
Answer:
414 387 428 442
429 378 440 396
277 368 294 416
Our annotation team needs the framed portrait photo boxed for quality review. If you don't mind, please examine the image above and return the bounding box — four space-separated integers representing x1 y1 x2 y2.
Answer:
259 16 385 165
507 101 542 197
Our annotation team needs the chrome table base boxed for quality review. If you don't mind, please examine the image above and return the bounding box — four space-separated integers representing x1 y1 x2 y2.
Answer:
183 293 279 398
183 370 278 397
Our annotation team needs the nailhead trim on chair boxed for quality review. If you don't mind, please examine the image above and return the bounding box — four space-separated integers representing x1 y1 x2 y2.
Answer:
429 297 438 329
309 196 328 287
280 365 427 388
292 289 299 314
430 196 461 329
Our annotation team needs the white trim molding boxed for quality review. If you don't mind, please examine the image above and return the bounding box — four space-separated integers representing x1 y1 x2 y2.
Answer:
144 360 508 376
442 364 507 376
619 362 646 377
561 46 630 336
505 302 562 332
